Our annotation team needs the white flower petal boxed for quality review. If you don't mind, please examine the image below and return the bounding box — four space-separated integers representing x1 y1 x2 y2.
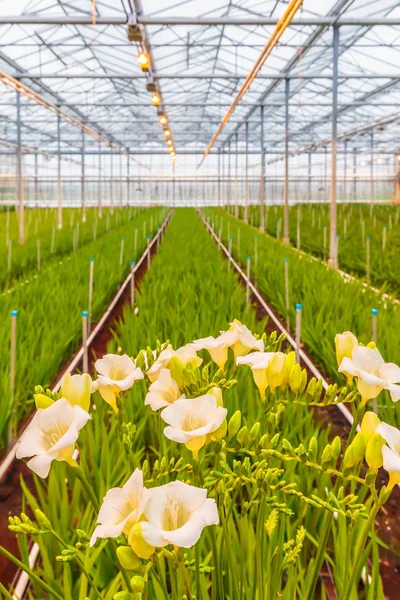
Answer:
376 423 400 453
381 445 400 473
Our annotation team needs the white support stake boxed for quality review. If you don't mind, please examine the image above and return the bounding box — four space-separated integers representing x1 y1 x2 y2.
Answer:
228 237 232 271
88 258 94 331
366 236 370 284
51 227 55 254
295 304 302 364
7 238 12 271
134 227 138 258
130 261 135 306
120 238 125 267
296 224 300 249
284 258 290 330
254 236 258 270
8 310 18 446
371 308 378 414
147 236 151 270
382 226 386 251
238 229 241 259
37 239 41 272
82 311 88 374
246 256 251 306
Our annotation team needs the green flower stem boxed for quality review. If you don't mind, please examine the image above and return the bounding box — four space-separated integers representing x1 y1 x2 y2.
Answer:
177 558 193 600
73 464 100 512
304 404 364 600
0 580 14 600
192 456 201 600
0 545 64 600
342 501 381 600
51 530 103 600
256 495 266 600
71 466 132 593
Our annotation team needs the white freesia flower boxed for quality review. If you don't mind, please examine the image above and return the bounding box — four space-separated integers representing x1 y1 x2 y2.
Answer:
145 368 181 411
16 398 90 478
140 480 219 549
237 351 283 398
335 332 358 371
223 319 264 358
147 344 202 383
376 422 400 489
61 372 92 412
94 354 144 412
193 320 263 370
161 394 227 456
339 346 400 405
90 469 149 546
192 335 232 371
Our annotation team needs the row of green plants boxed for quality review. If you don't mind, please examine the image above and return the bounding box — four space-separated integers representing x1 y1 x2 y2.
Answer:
0 207 145 290
1 208 395 599
0 207 166 449
205 207 400 427
232 203 400 295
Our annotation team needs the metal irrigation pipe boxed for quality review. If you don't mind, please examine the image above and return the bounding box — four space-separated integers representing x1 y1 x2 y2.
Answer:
199 0 303 166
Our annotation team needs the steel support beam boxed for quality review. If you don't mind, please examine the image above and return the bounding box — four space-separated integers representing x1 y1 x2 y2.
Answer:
283 80 290 245
57 114 62 229
329 25 339 268
1 16 399 25
16 90 24 244
10 72 399 80
245 122 249 223
81 129 86 222
260 105 265 232
98 140 102 218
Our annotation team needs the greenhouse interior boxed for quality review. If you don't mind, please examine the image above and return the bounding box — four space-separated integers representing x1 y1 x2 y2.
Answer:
0 0 400 598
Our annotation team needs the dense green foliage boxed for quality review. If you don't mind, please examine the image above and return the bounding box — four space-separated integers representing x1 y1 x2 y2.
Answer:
205 206 400 426
0 207 165 448
235 203 400 295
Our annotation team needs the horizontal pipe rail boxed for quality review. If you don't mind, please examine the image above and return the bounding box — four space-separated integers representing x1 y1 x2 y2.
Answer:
0 16 400 26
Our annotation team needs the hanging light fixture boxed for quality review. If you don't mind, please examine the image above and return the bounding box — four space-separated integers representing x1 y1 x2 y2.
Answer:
138 51 150 71
151 93 161 106
164 128 171 137
167 139 173 146
159 115 168 125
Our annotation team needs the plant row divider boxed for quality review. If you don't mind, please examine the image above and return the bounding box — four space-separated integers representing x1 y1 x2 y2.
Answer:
197 209 354 426
1 208 173 600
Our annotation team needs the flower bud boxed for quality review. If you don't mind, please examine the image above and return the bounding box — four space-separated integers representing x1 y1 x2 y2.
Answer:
365 433 385 470
236 426 248 445
128 523 155 560
335 332 358 368
116 546 143 571
288 363 302 392
130 576 145 593
249 422 260 442
208 386 223 407
266 352 287 392
113 593 132 600
228 411 241 438
361 411 380 443
34 393 54 410
343 432 365 468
